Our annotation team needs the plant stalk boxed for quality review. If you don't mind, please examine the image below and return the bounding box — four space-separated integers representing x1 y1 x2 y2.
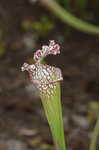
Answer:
40 0 99 35
40 82 66 150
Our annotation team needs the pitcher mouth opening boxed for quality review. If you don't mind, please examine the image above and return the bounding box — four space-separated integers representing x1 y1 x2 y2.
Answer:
21 40 63 93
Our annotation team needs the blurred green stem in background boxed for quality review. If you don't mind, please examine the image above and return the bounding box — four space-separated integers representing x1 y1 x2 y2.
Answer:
90 118 99 150
40 0 99 35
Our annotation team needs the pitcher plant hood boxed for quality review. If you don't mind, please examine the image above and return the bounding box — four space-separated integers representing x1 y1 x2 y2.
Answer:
21 40 63 96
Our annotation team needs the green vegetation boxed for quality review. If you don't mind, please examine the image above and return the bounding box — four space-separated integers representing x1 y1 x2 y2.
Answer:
88 102 99 150
41 0 99 35
22 16 54 36
90 118 99 150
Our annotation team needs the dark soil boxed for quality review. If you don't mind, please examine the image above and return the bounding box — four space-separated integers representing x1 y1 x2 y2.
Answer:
0 0 99 150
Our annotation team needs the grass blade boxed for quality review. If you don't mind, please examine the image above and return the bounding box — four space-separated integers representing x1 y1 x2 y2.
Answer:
90 118 99 150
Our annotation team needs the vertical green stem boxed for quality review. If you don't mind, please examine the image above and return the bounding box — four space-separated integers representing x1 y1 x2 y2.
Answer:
40 83 66 150
90 118 99 150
